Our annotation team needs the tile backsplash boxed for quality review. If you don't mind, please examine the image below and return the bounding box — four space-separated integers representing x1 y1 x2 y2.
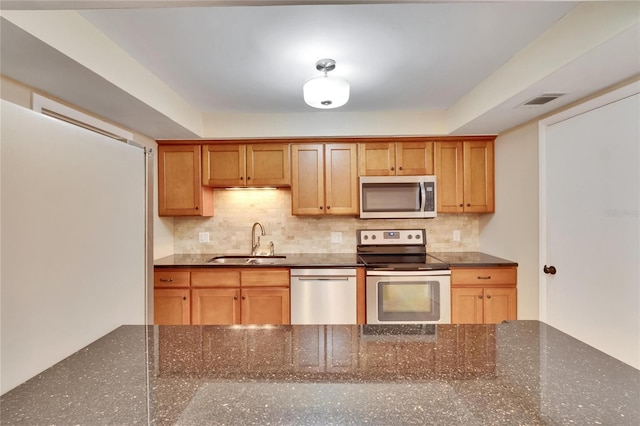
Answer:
174 189 479 254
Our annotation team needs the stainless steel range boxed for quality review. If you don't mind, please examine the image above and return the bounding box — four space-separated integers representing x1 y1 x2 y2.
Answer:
357 229 451 324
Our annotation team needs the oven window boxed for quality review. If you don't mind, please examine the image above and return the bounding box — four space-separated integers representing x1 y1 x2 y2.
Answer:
378 281 440 321
361 183 421 213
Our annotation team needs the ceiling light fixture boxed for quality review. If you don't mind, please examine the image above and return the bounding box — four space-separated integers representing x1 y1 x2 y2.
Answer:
303 59 350 109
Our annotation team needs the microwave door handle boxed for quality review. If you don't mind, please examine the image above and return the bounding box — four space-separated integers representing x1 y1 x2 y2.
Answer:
419 182 426 212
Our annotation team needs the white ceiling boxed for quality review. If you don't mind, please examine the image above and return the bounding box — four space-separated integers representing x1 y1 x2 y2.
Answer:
1 1 639 138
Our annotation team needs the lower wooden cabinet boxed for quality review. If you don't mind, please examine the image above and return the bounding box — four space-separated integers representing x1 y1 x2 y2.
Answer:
451 267 517 324
154 267 290 325
192 288 240 325
154 289 190 325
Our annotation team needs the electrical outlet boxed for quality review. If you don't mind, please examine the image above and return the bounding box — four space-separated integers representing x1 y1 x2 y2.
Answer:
453 230 461 242
198 232 209 243
331 232 342 243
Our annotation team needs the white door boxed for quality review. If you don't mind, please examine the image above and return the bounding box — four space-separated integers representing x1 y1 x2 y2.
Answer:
541 92 639 368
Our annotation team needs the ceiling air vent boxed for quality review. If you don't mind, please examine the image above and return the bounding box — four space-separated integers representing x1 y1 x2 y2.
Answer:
521 93 566 107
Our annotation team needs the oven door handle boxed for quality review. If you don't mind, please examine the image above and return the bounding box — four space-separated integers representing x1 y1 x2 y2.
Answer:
367 269 451 276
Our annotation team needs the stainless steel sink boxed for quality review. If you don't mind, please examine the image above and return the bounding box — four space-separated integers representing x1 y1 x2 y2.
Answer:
209 255 287 265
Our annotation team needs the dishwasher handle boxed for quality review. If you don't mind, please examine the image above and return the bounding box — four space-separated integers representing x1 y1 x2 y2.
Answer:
294 276 353 281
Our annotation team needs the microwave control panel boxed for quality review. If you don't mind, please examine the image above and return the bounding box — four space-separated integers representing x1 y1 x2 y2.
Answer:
357 229 426 245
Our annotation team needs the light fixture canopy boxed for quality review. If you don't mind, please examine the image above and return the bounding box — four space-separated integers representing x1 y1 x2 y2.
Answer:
303 59 350 109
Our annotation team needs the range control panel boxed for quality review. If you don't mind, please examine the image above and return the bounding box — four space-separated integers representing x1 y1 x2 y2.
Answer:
357 229 426 245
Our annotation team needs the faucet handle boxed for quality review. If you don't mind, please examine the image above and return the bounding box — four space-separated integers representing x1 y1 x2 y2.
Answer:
269 241 275 256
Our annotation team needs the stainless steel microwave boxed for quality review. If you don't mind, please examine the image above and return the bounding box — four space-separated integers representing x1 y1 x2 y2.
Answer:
359 175 437 219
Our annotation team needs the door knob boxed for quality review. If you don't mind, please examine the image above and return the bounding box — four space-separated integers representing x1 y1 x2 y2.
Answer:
543 265 557 275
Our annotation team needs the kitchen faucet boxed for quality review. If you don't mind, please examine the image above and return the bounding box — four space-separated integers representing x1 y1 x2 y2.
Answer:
251 222 266 256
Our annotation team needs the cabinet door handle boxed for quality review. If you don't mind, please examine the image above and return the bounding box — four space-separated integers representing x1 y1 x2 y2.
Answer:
478 295 483 299
240 176 244 180
247 176 251 180
319 206 323 210
398 166 403 171
326 206 331 210
182 296 187 301
195 206 199 210
466 203 471 207
159 278 173 282
233 296 238 300
242 296 246 300
459 204 464 207
477 276 491 280
486 294 492 299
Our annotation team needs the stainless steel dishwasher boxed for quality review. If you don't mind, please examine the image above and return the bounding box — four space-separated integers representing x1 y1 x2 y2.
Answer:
290 268 357 324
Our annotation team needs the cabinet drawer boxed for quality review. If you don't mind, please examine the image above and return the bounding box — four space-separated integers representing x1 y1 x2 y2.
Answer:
241 269 290 287
192 270 241 287
451 267 516 285
154 270 190 288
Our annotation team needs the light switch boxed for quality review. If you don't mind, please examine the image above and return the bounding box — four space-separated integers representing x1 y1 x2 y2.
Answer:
331 232 342 243
199 232 209 243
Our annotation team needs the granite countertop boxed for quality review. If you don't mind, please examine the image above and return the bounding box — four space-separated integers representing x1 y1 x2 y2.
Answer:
2 321 638 425
154 252 517 268
154 253 362 268
429 251 518 267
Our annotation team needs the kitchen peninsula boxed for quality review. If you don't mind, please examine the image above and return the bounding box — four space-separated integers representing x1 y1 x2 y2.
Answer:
1 321 638 425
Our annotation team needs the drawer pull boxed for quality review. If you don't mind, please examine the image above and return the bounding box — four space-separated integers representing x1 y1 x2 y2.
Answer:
159 278 173 283
477 276 491 280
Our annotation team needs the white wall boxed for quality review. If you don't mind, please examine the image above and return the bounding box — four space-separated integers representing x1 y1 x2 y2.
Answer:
1 101 146 394
480 122 540 319
0 76 175 260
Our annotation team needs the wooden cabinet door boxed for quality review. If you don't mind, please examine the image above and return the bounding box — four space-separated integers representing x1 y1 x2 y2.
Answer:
192 288 241 325
435 141 464 213
463 140 495 213
202 144 245 187
247 144 290 187
451 287 484 324
241 288 290 324
154 289 190 325
325 143 359 215
358 142 396 176
396 141 434 176
291 144 325 215
483 287 517 324
158 145 213 216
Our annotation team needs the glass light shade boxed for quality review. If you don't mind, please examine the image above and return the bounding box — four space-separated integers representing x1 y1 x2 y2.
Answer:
303 75 350 109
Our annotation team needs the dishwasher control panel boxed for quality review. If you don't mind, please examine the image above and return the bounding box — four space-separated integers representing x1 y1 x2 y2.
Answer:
357 229 425 245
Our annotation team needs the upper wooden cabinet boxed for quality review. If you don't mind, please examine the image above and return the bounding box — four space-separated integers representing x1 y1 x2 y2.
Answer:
435 140 495 213
291 143 359 216
359 141 434 176
202 143 290 187
158 145 213 216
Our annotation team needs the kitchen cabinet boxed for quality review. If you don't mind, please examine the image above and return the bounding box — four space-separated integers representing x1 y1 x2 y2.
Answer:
154 289 190 325
158 145 213 216
450 267 517 324
154 267 290 325
435 140 494 213
202 143 290 187
190 268 290 325
291 143 358 215
291 143 359 216
359 141 434 176
153 269 191 325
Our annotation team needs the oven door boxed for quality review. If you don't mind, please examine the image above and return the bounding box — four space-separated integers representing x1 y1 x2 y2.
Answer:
366 270 451 324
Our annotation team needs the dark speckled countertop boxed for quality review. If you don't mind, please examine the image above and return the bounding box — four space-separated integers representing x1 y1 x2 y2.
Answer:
2 321 637 425
429 251 518 267
154 252 517 268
